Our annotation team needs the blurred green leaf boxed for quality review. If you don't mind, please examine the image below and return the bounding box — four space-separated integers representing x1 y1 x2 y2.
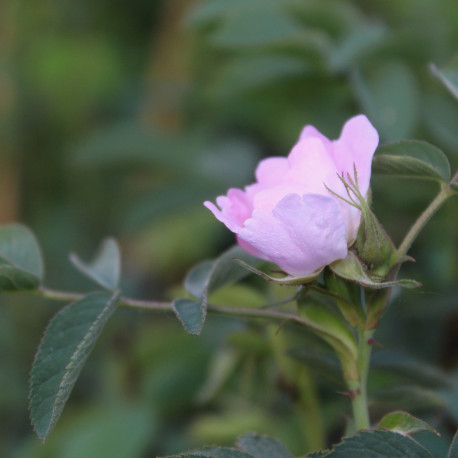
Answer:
351 63 419 141
448 431 458 458
0 223 44 279
373 140 451 182
371 351 454 390
236 432 293 458
423 94 458 154
209 7 305 48
29 291 120 441
328 23 386 73
57 405 154 458
70 238 121 291
0 262 41 292
173 299 203 336
215 55 309 97
372 386 445 412
324 430 433 457
430 58 458 100
183 245 263 333
299 304 357 380
378 411 439 436
184 261 215 300
287 348 345 387
0 224 44 292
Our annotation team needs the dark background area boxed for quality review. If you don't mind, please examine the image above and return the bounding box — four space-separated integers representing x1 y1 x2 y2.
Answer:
1 1 457 456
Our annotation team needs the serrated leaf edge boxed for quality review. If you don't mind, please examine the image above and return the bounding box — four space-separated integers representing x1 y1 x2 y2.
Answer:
29 290 120 441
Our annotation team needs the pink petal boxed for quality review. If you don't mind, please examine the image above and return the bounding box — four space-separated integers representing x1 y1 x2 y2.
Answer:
331 114 379 197
236 235 270 260
255 157 289 186
204 188 253 232
287 137 345 198
298 125 332 148
238 193 348 277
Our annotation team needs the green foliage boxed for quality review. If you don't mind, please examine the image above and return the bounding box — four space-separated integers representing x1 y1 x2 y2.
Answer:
373 141 451 182
172 299 203 336
0 224 44 291
298 304 358 381
70 238 121 291
320 430 433 457
378 411 439 436
430 58 458 100
29 291 120 441
448 431 458 458
329 252 419 289
236 432 293 458
164 432 293 458
179 245 263 334
3 0 458 455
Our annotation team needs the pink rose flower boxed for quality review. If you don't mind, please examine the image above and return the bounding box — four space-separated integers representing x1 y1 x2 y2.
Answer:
204 115 379 278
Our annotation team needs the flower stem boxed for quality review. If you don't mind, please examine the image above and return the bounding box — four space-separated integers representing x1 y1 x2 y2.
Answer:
36 287 314 325
348 327 374 431
397 183 454 259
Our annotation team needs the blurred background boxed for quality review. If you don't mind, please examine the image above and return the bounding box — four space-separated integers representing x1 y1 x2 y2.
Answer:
1 0 457 456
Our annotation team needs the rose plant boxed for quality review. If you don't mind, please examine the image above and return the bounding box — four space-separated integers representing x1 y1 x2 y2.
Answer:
204 114 378 279
0 112 457 456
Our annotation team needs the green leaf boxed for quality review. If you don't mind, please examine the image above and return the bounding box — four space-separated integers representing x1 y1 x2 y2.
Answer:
378 411 439 436
329 252 420 289
448 431 458 458
0 223 44 291
70 238 121 291
430 59 458 100
184 261 215 300
328 23 386 73
324 430 433 457
306 452 329 457
299 304 358 381
183 245 264 334
373 140 451 182
173 299 203 336
29 291 120 441
166 447 254 458
236 432 293 458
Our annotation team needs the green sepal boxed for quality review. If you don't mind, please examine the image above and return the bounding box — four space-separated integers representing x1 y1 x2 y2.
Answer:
378 411 440 436
233 258 321 286
355 204 397 274
329 252 420 290
332 172 397 271
322 270 363 326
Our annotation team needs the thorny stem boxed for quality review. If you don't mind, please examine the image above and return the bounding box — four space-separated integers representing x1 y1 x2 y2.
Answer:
347 327 374 432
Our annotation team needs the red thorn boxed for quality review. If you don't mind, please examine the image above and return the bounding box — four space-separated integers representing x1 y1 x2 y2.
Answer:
368 338 383 347
337 390 355 400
